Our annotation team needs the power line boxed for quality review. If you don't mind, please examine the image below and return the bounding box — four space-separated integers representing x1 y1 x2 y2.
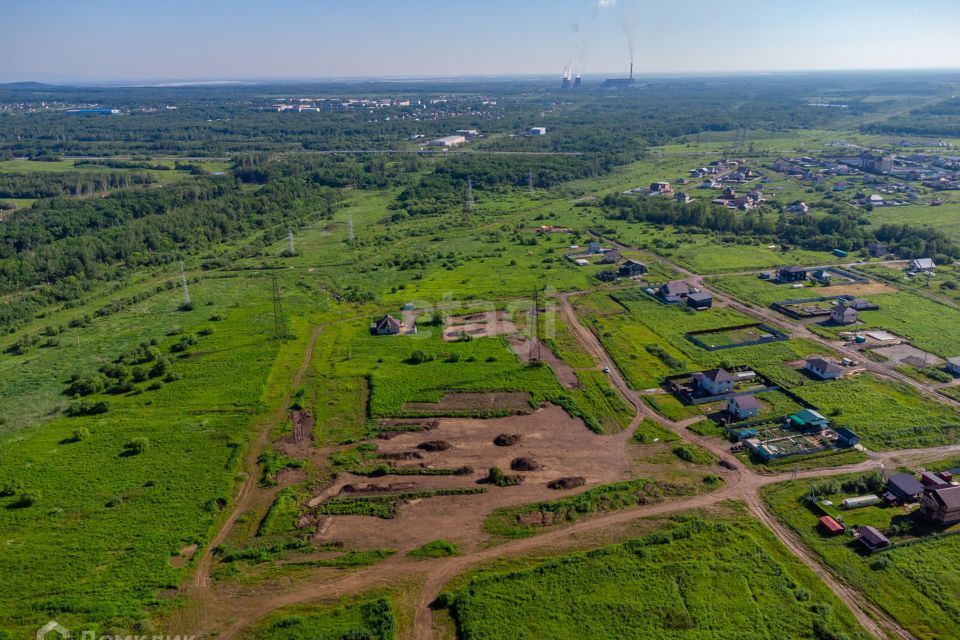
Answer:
462 176 475 225
287 228 295 255
179 260 191 307
271 271 288 339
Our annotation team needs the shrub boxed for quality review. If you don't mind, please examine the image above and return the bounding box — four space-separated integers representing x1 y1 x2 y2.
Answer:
66 399 110 416
409 540 459 558
15 491 41 508
409 349 434 364
125 437 150 455
0 480 23 497
71 428 91 442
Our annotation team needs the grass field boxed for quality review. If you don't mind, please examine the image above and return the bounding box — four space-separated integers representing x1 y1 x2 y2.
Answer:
240 596 396 640
446 514 871 640
792 373 960 449
764 475 960 640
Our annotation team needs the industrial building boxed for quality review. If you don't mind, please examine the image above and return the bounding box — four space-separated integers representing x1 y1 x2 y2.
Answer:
429 135 467 147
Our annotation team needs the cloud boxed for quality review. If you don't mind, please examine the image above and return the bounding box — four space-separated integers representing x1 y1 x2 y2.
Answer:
596 0 616 9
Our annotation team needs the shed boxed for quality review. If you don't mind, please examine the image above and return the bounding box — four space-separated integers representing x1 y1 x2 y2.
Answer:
789 409 829 432
856 526 890 553
819 515 844 536
686 292 713 310
836 427 860 448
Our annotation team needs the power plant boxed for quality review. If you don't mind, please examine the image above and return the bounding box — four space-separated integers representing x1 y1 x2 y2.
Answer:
560 69 582 91
603 61 635 88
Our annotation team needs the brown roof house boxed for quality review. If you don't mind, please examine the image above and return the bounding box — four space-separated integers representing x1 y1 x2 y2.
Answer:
726 394 760 420
805 357 844 380
371 314 403 336
920 485 960 526
830 304 858 326
693 368 735 396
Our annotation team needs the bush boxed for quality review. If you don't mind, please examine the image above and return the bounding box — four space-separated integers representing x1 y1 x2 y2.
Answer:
66 399 110 416
15 491 40 508
409 349 434 364
409 539 459 558
0 480 23 497
71 428 91 442
125 437 150 455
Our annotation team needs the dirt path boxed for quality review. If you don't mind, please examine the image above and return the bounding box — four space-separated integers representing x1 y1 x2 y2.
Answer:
190 323 326 594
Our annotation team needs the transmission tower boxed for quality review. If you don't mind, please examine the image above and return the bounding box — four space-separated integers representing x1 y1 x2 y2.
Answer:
531 289 542 363
528 170 535 194
271 271 288 339
347 215 355 242
179 260 191 306
462 176 475 224
286 228 295 254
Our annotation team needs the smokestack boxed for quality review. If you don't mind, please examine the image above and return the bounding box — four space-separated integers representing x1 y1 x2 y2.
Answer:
630 62 633 80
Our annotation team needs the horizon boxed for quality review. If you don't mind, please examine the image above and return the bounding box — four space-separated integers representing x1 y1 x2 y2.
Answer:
5 0 960 83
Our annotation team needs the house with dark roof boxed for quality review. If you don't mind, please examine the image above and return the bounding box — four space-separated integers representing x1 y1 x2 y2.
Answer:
686 292 713 310
867 242 888 258
599 249 622 264
778 266 808 282
805 357 844 380
856 526 890 553
693 368 735 396
920 485 960 525
886 473 925 503
831 304 858 326
726 394 760 420
847 298 878 311
618 259 647 278
658 280 692 303
371 314 402 336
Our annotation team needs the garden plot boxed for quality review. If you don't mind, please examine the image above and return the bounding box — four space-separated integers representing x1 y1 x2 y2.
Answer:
443 311 518 342
402 391 533 416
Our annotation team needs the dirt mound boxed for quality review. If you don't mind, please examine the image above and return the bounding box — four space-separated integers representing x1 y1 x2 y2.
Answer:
510 457 541 472
378 451 424 461
417 440 452 452
494 433 522 447
547 477 586 490
276 409 316 457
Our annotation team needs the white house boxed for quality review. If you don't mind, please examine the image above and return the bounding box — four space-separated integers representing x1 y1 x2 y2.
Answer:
526 127 547 136
726 394 760 420
911 258 936 273
694 368 735 396
805 357 844 380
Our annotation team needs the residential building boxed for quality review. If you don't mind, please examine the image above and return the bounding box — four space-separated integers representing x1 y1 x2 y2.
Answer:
618 260 647 278
788 201 810 214
910 258 936 273
885 473 925 503
674 191 692 203
371 314 402 336
920 485 960 525
778 266 809 282
726 394 760 420
526 127 547 136
429 135 467 147
868 242 888 258
805 357 844 380
831 304 858 325
599 249 622 264
686 292 713 310
694 368 735 396
658 280 692 303
649 181 673 194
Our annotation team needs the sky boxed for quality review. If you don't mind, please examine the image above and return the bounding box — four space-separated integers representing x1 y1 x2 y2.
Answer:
4 0 960 83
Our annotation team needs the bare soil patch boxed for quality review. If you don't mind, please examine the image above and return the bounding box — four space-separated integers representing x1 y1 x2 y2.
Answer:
443 311 518 342
871 343 944 368
315 404 636 554
170 544 198 569
509 336 580 389
823 282 896 297
403 392 533 416
276 409 315 458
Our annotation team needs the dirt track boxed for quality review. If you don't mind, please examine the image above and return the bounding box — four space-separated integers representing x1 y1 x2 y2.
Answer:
180 289 938 640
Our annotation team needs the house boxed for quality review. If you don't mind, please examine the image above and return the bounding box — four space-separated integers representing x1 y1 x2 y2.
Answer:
868 242 888 258
371 314 402 336
618 260 647 278
910 258 936 273
848 298 878 311
920 485 960 525
920 471 950 488
700 179 719 189
789 409 829 432
805 357 844 380
831 304 858 326
599 249 622 264
588 241 603 254
687 292 713 310
836 427 860 448
788 201 810 215
694 368 735 396
856 526 890 553
819 515 845 536
721 187 737 200
649 181 673 194
674 191 692 204
868 194 885 206
886 473 925 503
525 127 547 136
946 357 960 376
778 266 809 282
659 280 692 303
726 394 760 420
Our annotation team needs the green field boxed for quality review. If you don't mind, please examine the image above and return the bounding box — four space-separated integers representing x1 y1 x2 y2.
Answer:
764 475 960 640
241 596 396 640
446 515 871 640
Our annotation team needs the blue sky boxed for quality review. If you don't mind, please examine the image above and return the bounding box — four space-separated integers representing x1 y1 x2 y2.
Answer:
4 0 960 82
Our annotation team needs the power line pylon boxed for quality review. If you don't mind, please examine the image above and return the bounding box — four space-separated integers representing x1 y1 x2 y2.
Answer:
462 176 475 225
271 271 288 339
287 228 295 254
179 260 191 307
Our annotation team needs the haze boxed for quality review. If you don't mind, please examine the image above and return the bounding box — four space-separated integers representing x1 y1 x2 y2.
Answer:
5 0 960 83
